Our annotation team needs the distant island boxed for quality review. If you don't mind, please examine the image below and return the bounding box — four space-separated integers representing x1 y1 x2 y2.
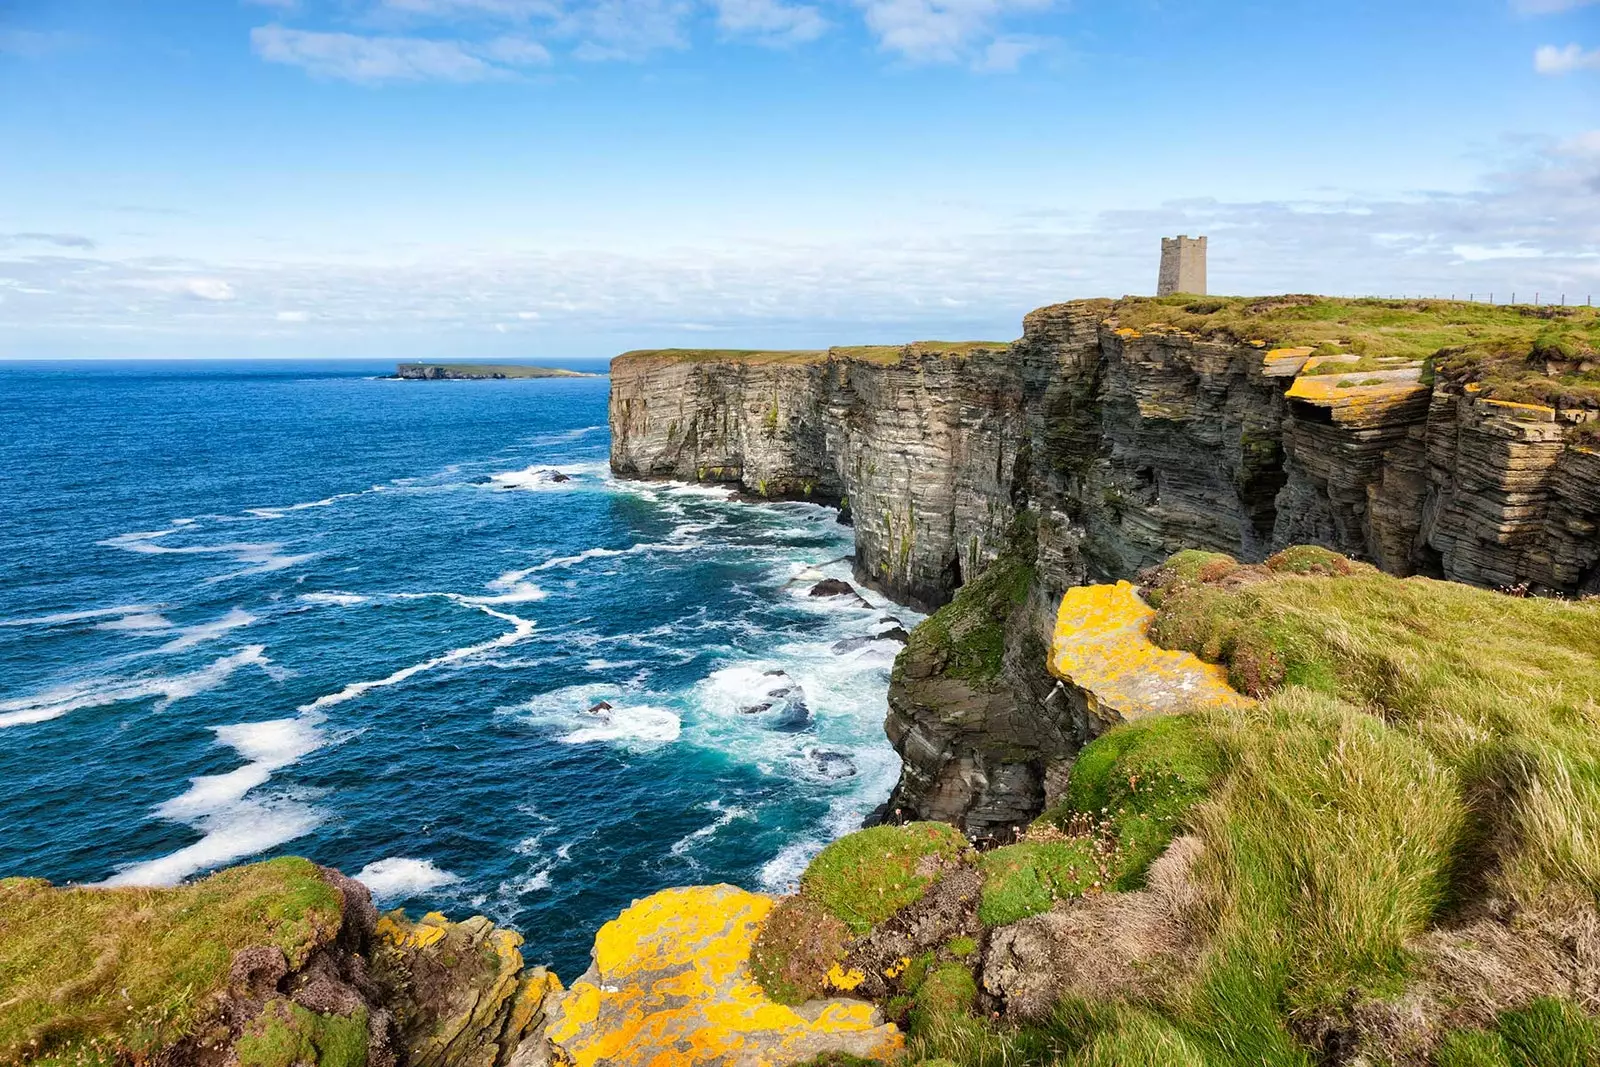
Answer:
393 362 600 380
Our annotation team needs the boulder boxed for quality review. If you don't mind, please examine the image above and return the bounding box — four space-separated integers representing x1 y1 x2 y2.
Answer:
543 885 902 1067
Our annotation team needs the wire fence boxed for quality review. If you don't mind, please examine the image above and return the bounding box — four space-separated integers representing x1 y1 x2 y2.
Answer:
1365 293 1595 307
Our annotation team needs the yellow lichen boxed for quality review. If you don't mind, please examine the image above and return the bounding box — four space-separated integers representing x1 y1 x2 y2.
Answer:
1049 581 1249 722
882 957 910 980
826 963 867 991
545 885 901 1067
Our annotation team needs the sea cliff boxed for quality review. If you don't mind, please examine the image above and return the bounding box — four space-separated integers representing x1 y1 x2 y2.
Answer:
609 296 1600 831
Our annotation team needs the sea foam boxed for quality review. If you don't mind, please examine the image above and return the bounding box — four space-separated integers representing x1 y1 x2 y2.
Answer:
355 857 463 901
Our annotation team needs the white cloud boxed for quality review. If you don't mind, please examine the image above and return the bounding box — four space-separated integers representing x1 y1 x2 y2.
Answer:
1534 42 1600 74
7 136 1598 357
973 33 1046 71
276 310 310 321
854 0 1051 64
250 24 548 82
712 0 828 46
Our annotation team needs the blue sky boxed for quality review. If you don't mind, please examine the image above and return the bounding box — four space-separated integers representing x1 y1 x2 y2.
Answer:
1 0 1597 359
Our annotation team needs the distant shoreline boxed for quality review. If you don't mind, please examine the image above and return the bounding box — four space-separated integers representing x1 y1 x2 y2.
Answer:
392 362 602 380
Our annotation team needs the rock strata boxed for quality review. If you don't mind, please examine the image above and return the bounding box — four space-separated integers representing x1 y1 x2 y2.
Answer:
609 300 1600 830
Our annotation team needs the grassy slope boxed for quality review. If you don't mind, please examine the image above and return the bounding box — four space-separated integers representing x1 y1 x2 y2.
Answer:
0 858 344 1065
766 548 1599 1067
1099 295 1600 408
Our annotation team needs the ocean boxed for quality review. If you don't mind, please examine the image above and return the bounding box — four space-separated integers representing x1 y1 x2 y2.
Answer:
0 360 912 976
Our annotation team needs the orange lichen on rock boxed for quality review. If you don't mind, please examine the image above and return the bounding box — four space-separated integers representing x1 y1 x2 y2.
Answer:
543 885 902 1067
1049 581 1249 722
1284 360 1430 426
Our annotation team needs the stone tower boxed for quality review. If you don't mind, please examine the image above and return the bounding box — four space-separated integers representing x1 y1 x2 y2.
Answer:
1157 235 1207 296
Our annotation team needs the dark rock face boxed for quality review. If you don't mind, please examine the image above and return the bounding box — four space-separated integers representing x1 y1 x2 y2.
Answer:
609 301 1600 831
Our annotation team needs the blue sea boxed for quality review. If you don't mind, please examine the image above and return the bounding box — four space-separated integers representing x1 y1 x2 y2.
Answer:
0 361 912 975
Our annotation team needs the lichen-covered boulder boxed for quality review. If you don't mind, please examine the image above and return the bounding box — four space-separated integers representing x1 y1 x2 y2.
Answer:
1049 580 1249 720
543 885 902 1067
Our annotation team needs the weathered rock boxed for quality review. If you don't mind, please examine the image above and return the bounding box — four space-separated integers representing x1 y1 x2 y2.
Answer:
543 884 903 1067
375 909 561 1067
738 671 812 730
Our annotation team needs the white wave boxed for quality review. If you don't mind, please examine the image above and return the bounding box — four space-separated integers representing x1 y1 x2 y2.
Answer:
356 857 463 901
96 613 175 632
101 800 322 887
489 461 608 492
558 704 680 746
97 533 319 583
106 713 330 887
156 608 255 652
299 591 369 606
460 569 549 605
521 547 626 572
0 604 164 628
298 605 536 712
157 716 325 821
669 802 753 859
523 425 605 446
243 486 385 520
0 647 270 729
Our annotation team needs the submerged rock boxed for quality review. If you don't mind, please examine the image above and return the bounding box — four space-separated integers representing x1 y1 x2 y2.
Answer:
543 885 902 1067
807 579 872 608
807 748 858 779
737 670 811 730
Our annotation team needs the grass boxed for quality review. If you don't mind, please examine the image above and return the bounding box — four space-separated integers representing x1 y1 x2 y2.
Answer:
800 823 970 934
977 840 1102 927
236 1001 368 1067
1437 998 1600 1067
0 857 344 1066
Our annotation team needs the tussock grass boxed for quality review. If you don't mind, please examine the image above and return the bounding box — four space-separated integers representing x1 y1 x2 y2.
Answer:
0 858 342 1065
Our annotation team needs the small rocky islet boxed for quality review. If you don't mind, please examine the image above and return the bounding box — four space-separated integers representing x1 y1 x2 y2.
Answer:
4 295 1598 1067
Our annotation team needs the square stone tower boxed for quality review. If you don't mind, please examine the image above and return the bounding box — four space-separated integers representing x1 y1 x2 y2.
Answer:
1157 235 1207 296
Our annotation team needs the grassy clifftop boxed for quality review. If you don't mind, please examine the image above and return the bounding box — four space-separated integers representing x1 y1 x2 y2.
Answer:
0 857 345 1065
1100 295 1600 409
612 340 1012 368
759 550 1600 1067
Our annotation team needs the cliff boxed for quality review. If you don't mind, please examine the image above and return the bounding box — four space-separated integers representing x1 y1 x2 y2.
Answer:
609 296 1600 831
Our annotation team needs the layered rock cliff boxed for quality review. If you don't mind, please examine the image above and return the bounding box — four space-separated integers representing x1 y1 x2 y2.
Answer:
610 298 1600 831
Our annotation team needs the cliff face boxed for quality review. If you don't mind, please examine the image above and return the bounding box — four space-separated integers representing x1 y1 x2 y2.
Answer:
609 301 1600 830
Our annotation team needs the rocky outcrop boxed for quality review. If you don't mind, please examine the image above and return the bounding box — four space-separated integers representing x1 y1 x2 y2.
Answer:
609 301 1600 830
543 885 903 1067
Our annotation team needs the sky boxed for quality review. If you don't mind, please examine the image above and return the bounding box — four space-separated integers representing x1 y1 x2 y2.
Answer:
0 0 1597 360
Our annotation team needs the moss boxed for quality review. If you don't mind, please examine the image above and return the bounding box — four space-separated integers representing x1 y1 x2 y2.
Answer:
906 544 1034 684
944 935 977 960
236 1001 369 1067
799 823 970 935
0 857 344 1065
977 840 1101 927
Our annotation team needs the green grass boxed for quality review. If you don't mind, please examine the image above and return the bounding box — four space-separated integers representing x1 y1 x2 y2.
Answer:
800 822 971 935
977 840 1102 927
909 962 978 1034
236 1001 368 1067
0 858 344 1065
1437 998 1600 1067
